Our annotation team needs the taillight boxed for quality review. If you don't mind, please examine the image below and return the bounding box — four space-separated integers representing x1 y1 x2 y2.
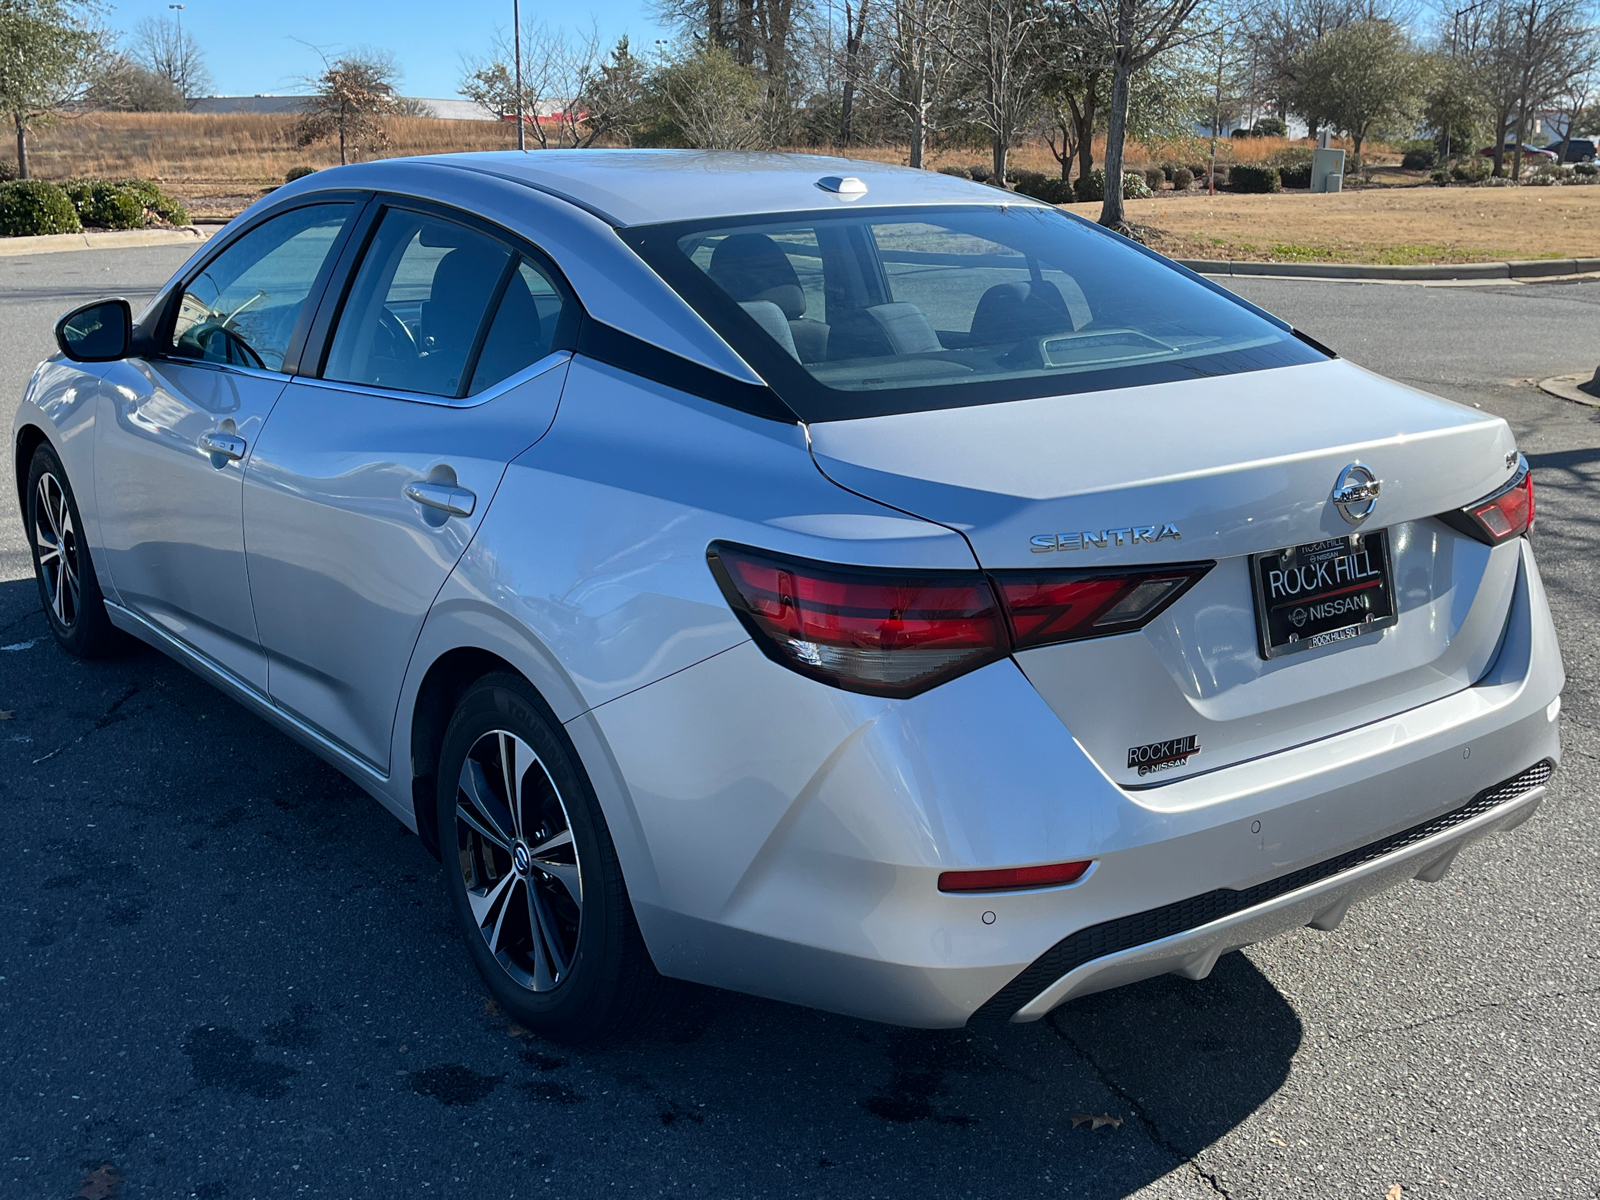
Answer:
1441 457 1534 545
706 543 1009 698
992 565 1214 650
938 859 1093 893
708 542 1213 698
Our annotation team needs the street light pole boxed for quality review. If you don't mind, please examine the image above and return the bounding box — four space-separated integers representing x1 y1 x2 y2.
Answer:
513 0 525 151
169 4 187 99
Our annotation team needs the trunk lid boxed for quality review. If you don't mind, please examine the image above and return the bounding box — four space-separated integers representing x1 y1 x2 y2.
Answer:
808 360 1525 787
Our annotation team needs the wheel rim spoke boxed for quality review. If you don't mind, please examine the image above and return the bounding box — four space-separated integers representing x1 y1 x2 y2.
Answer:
34 473 79 629
467 870 515 933
457 759 514 849
527 885 566 988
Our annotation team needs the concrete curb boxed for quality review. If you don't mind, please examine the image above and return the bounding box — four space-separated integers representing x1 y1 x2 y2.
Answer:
1178 256 1600 281
1539 373 1600 408
0 226 214 258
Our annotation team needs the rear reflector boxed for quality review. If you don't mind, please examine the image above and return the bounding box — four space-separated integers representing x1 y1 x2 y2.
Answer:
708 542 1214 699
1440 456 1534 545
938 860 1093 893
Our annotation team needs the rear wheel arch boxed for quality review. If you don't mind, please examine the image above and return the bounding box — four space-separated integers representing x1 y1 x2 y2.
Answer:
409 646 523 860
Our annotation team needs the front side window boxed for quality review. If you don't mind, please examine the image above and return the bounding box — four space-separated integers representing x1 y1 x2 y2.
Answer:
171 203 353 372
626 205 1325 422
323 210 519 398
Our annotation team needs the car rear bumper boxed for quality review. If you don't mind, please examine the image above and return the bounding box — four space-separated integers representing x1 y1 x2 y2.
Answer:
579 540 1562 1028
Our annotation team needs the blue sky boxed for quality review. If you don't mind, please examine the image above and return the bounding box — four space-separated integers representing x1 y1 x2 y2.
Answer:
107 0 672 98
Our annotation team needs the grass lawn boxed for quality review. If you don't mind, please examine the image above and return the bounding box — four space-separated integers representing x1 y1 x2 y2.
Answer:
1064 185 1600 265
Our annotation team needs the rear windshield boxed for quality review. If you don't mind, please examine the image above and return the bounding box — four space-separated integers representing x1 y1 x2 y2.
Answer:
622 204 1324 422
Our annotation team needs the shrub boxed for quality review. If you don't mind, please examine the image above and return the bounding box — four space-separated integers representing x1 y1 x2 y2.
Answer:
1185 162 1209 180
1160 160 1176 180
1401 148 1436 170
1450 156 1491 182
1013 175 1074 204
1071 168 1153 202
1278 162 1313 189
1575 161 1599 179
115 178 189 225
1144 167 1166 191
62 179 146 230
285 165 316 183
1431 168 1449 185
0 159 15 182
0 180 82 236
1172 166 1193 189
936 165 970 178
1251 116 1288 138
968 163 992 183
1229 163 1281 193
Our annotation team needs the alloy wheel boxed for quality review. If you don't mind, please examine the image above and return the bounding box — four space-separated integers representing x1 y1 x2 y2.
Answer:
33 472 80 629
454 729 583 991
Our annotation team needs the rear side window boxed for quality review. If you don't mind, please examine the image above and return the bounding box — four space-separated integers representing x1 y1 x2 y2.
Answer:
323 210 511 397
170 203 353 372
468 260 567 395
625 205 1324 422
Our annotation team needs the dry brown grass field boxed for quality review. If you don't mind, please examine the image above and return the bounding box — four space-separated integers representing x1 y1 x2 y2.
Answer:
19 113 1592 265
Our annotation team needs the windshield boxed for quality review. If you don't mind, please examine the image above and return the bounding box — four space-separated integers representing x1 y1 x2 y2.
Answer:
623 205 1324 422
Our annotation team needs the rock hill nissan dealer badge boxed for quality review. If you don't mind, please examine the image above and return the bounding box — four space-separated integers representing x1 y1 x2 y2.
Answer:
1128 735 1201 776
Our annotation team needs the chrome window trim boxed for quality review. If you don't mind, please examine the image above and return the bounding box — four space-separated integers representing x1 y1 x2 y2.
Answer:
149 357 293 384
294 350 573 408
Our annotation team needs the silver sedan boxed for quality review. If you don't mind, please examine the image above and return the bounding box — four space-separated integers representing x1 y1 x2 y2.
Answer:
13 152 1562 1041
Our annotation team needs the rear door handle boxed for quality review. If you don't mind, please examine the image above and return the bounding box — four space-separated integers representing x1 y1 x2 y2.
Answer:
405 481 476 518
200 431 247 462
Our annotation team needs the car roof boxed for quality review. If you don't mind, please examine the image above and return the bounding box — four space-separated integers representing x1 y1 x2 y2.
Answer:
404 149 1042 227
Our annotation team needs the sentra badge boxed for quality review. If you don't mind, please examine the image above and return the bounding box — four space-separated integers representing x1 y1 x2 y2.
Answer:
1127 734 1200 776
1032 523 1181 553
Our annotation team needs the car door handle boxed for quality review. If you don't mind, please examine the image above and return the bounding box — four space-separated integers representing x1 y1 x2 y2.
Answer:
405 481 476 518
200 431 247 462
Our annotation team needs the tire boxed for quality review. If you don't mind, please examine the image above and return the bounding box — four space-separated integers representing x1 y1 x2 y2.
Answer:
25 442 122 659
437 672 663 1043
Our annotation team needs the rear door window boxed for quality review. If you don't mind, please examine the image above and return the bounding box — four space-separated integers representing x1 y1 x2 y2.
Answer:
323 210 512 398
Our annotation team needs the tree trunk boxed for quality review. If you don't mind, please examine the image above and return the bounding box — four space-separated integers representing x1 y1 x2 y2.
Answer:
1491 105 1510 176
339 118 347 165
1099 57 1132 229
14 119 26 180
992 130 1007 184
909 91 927 170
1069 77 1098 182
840 0 868 147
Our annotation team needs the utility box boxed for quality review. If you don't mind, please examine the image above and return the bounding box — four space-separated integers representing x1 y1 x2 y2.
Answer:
1312 148 1347 193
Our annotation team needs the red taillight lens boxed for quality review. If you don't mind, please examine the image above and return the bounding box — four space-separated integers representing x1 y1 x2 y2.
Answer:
938 860 1093 892
708 543 1214 698
1442 459 1534 545
993 564 1215 650
707 543 1009 698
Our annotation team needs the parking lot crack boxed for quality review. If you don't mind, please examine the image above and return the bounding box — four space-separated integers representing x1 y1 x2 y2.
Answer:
31 683 142 765
1350 982 1600 1040
1048 1018 1233 1198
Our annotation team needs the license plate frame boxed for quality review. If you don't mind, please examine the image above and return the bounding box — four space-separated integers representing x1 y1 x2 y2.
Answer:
1249 529 1397 660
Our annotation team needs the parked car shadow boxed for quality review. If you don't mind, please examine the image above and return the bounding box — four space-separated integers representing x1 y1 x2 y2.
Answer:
0 575 1299 1199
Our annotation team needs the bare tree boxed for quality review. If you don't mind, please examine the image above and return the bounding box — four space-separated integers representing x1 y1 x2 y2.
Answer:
133 13 210 103
936 0 1051 181
838 0 870 143
846 0 961 166
87 52 185 111
1474 0 1592 176
296 49 404 165
1070 0 1210 230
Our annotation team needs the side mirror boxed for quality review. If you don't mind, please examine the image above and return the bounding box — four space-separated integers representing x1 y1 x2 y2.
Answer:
55 298 134 363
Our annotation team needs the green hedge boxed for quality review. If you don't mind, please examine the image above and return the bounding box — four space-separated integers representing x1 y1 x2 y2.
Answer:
1013 174 1074 204
0 180 82 236
1229 164 1282 193
1072 169 1154 202
59 178 189 230
1277 162 1313 189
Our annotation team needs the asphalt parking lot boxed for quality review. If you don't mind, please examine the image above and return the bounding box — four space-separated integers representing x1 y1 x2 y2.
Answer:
2 246 1598 1200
